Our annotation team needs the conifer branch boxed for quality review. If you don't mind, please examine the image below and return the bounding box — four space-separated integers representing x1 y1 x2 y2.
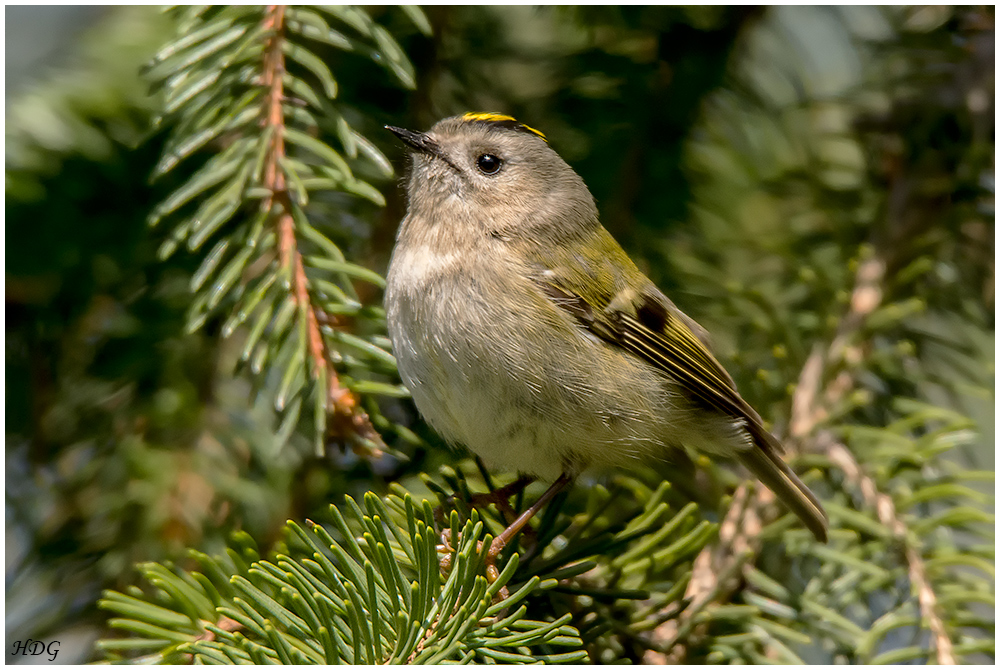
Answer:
648 210 989 662
145 5 422 455
789 253 958 664
646 253 889 663
97 491 589 664
827 440 955 664
259 4 381 453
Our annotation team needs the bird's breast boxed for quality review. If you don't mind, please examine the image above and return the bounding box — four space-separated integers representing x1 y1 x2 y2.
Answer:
385 248 679 478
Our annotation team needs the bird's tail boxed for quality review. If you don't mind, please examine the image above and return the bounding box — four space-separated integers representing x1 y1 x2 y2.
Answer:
737 437 828 542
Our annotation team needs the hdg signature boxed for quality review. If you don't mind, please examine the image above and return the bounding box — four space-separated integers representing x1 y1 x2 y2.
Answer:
11 639 60 661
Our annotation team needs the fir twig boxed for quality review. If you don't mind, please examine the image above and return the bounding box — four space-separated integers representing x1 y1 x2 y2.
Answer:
98 491 589 664
259 5 381 454
146 5 422 455
651 249 921 663
827 440 954 664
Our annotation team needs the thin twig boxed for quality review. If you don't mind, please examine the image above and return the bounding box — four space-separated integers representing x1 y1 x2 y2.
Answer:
827 441 955 664
643 254 957 664
260 5 383 453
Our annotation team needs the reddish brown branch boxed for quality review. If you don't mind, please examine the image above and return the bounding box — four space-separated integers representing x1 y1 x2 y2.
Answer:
261 6 287 212
260 5 383 453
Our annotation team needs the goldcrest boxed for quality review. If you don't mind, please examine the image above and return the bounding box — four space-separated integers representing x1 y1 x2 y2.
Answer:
384 113 827 542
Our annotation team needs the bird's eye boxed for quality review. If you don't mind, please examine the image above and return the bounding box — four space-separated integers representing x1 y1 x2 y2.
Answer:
476 153 502 175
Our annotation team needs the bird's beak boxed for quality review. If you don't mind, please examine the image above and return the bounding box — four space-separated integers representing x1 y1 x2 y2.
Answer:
385 126 442 158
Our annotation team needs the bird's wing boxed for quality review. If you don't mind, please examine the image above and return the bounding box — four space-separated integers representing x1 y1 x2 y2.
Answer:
531 252 828 541
533 271 774 449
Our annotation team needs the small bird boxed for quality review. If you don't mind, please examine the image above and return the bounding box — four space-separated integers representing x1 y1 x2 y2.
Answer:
384 113 828 560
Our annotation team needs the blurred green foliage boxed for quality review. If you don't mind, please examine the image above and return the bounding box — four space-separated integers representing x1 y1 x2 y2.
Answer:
6 4 993 664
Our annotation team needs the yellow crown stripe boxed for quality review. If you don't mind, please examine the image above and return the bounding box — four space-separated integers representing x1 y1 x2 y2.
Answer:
519 123 548 141
461 111 548 142
462 111 517 123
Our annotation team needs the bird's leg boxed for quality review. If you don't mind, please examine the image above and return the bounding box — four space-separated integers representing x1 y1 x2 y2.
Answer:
468 475 535 525
436 475 536 580
434 472 533 527
485 473 573 595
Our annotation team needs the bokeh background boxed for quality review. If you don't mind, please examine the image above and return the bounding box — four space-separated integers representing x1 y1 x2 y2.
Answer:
6 5 994 663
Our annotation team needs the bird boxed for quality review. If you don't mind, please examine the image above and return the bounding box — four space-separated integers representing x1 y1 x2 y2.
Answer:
383 113 828 567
